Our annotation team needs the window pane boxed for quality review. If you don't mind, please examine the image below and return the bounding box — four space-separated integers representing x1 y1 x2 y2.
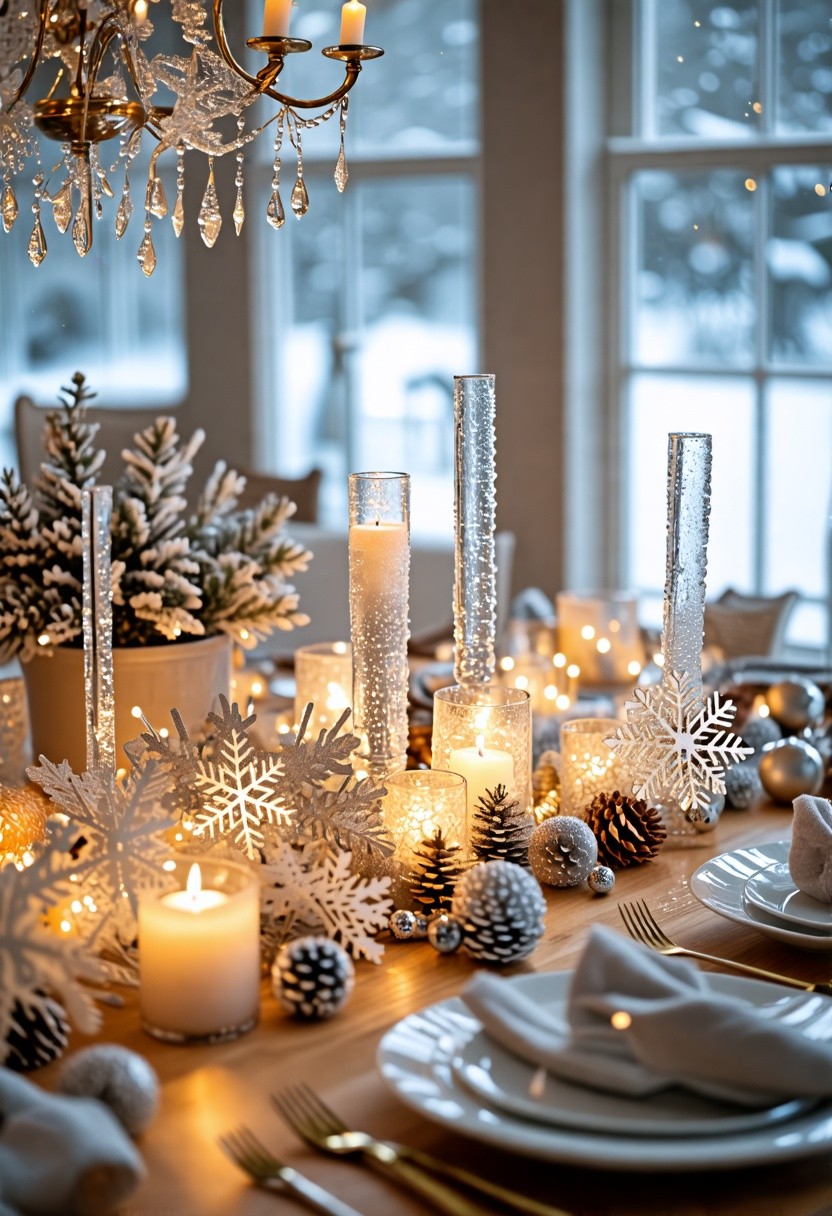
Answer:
650 0 760 138
764 378 832 600
632 170 755 366
768 166 832 366
627 373 756 598
777 0 832 133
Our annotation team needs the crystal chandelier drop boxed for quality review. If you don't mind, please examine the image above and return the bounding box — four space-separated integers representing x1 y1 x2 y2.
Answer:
0 0 382 273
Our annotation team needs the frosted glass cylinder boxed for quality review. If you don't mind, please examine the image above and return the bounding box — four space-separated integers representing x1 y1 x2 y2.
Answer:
663 433 712 698
453 374 497 686
560 717 633 819
384 769 467 867
556 591 644 687
432 684 531 819
138 857 260 1044
294 641 353 733
348 472 410 781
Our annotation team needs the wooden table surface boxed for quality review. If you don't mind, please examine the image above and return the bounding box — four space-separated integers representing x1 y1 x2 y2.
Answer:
36 803 832 1216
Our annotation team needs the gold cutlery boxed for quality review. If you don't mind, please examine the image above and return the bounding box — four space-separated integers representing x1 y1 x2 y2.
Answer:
219 1125 366 1216
619 898 832 994
273 1082 573 1216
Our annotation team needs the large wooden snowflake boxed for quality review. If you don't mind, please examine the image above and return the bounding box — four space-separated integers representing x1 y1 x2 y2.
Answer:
0 825 106 1066
261 841 392 965
606 671 752 815
27 756 175 960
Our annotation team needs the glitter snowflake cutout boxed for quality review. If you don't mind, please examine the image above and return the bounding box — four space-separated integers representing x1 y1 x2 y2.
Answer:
606 671 752 815
0 824 106 1066
261 841 392 964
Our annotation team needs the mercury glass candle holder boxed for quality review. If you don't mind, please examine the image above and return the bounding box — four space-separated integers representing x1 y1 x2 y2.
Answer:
432 684 532 821
560 717 633 819
348 472 410 781
138 857 260 1045
453 374 497 686
294 642 353 734
555 591 645 687
384 769 467 867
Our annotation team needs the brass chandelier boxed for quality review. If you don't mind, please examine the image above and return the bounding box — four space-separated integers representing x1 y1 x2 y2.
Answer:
0 0 382 273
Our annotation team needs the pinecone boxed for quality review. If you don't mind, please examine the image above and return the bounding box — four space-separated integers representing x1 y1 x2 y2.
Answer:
532 754 561 823
586 790 667 868
471 784 533 868
271 936 355 1021
410 827 463 915
5 995 69 1072
452 861 546 965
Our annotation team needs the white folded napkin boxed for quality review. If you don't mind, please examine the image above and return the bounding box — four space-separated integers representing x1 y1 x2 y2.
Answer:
790 794 832 903
0 1069 145 1216
462 924 832 1108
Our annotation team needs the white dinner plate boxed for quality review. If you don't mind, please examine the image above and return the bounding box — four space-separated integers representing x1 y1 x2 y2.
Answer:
690 840 832 952
377 971 832 1172
745 862 832 932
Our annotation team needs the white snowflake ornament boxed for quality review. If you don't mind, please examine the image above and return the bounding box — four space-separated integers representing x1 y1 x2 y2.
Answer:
606 671 752 816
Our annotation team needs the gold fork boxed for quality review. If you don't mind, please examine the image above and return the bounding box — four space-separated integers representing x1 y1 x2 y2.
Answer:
273 1082 573 1216
618 899 832 995
219 1125 365 1216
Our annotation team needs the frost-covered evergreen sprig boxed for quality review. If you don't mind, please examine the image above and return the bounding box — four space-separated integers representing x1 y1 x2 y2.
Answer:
0 372 312 657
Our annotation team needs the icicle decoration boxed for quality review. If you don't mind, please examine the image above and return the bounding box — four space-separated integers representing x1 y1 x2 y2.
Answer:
172 144 185 237
137 216 156 276
115 131 141 239
453 374 498 686
198 156 222 247
27 168 46 266
81 487 116 775
334 98 349 193
1 175 18 233
349 473 411 783
266 115 285 230
233 115 245 235
289 113 309 218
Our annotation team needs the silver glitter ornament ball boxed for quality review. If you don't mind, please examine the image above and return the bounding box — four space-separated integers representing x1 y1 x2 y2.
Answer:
739 714 782 758
765 678 825 733
690 790 725 832
587 864 615 895
389 909 418 940
759 737 824 804
528 816 597 888
452 861 546 965
271 936 355 1021
58 1045 160 1136
427 913 464 954
724 761 763 810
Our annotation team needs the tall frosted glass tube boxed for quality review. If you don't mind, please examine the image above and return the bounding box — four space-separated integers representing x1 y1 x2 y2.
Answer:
82 486 115 774
349 472 410 782
453 374 497 686
662 433 712 700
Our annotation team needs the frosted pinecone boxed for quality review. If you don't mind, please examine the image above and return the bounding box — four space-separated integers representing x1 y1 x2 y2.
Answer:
452 861 546 965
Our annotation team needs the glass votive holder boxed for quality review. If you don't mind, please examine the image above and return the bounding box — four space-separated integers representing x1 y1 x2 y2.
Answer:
383 769 467 867
294 641 353 733
560 717 633 818
556 591 645 687
138 857 260 1044
0 676 28 785
432 684 532 821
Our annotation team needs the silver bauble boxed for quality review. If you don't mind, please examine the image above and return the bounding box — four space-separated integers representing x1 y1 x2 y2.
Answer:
724 761 764 810
389 909 418 940
765 678 825 733
690 790 725 832
58 1045 160 1136
413 913 430 940
528 816 597 888
587 864 615 895
739 714 782 757
427 913 463 954
759 737 824 804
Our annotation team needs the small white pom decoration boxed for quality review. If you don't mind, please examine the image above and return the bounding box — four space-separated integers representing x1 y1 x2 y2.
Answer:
58 1045 160 1136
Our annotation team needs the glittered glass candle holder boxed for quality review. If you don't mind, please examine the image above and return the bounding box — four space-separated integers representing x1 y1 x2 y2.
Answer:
294 642 353 733
560 717 633 818
384 769 467 867
138 857 260 1044
349 472 410 781
453 374 497 686
432 684 532 820
556 591 645 687
0 677 28 785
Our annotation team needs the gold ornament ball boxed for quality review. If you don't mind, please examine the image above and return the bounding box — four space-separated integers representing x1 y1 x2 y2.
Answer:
765 678 825 732
759 738 824 804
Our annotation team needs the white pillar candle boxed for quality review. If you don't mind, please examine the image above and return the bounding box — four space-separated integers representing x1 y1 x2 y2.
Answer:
340 0 366 44
449 734 514 820
263 0 294 37
139 859 260 1043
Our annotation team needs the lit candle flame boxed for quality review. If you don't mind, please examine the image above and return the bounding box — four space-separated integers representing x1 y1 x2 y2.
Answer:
476 733 485 757
186 863 202 900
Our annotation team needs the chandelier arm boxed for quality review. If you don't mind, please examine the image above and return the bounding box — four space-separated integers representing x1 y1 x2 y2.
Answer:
212 0 273 92
8 0 51 110
258 66 362 110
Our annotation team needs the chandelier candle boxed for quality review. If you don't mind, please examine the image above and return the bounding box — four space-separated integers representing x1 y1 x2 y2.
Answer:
263 0 294 35
349 473 410 782
453 374 497 686
139 859 260 1044
433 684 532 817
340 0 367 43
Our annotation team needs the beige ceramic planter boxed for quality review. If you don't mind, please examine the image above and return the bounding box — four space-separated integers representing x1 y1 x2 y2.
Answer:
23 633 232 770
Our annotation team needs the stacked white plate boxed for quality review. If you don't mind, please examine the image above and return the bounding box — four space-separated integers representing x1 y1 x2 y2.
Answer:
376 969 832 1172
691 840 832 952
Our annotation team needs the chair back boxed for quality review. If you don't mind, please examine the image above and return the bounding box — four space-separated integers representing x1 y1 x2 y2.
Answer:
704 587 798 659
